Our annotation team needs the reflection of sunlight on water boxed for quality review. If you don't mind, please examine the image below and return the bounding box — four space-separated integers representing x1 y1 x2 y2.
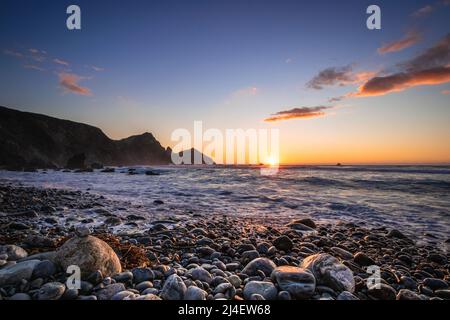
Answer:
1 165 449 243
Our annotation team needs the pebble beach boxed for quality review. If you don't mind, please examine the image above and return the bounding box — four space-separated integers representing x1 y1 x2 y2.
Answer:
1 180 449 301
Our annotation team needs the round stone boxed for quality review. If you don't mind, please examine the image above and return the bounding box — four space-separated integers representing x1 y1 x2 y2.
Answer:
243 281 278 300
273 236 293 252
396 289 421 300
187 267 213 284
367 283 397 300
38 282 66 300
160 274 187 300
271 266 316 299
55 235 122 278
184 286 208 300
242 258 276 277
300 253 355 293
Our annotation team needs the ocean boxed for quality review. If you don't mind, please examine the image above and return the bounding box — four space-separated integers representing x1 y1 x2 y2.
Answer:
1 165 449 244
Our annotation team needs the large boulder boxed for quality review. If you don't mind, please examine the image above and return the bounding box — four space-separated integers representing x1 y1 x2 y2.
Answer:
54 235 121 278
300 253 355 293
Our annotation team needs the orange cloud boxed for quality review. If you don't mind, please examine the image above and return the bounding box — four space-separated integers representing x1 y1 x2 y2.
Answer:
58 72 92 96
307 65 376 90
54 58 70 66
378 31 422 54
264 106 332 122
352 67 450 97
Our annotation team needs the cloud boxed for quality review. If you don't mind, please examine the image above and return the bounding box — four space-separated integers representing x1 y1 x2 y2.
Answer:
91 65 104 72
306 65 375 90
352 67 450 97
412 5 435 17
58 72 92 96
23 64 46 72
378 31 422 54
232 86 259 97
54 58 70 66
3 49 23 58
264 106 332 122
328 96 344 103
412 1 450 17
351 34 450 97
401 34 450 72
442 89 450 94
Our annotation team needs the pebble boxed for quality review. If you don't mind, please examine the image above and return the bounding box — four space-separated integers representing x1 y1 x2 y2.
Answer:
353 252 375 266
38 282 66 300
367 283 397 300
135 281 153 292
396 289 421 300
9 293 32 300
330 247 353 260
423 278 448 291
301 253 355 293
184 286 207 300
96 283 126 300
242 258 276 277
0 259 40 286
271 266 316 299
160 274 187 300
0 245 28 261
187 267 213 284
111 290 136 300
32 260 56 279
273 236 293 252
227 275 242 288
277 291 292 300
434 289 450 299
132 267 154 283
112 271 133 283
337 291 359 300
243 281 278 300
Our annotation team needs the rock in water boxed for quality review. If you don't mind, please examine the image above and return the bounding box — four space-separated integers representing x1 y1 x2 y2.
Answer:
242 258 276 277
54 235 122 278
300 253 355 293
271 266 316 299
243 281 278 300
0 260 40 286
161 274 187 300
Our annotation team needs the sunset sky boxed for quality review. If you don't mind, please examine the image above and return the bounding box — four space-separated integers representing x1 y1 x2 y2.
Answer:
1 0 449 164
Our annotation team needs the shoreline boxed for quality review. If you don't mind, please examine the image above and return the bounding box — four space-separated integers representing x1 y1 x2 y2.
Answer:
0 183 449 300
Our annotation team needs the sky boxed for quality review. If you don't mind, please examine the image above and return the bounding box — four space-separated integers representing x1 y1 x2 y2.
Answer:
0 0 449 165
